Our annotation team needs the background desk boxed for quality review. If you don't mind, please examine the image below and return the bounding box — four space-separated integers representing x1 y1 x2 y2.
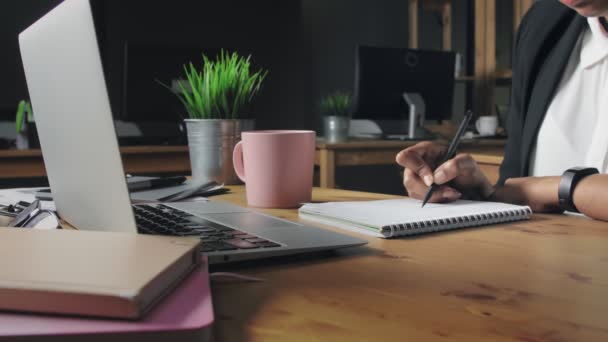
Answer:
0 146 191 179
316 139 505 188
212 186 608 341
0 140 505 188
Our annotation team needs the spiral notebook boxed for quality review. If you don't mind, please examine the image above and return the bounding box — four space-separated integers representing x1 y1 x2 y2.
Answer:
299 198 532 238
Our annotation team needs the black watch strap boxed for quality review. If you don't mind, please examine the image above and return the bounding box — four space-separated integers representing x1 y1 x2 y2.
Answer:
558 167 599 213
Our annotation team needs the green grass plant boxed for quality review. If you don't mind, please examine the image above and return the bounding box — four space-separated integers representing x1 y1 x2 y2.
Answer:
15 100 33 133
320 91 352 117
166 50 267 119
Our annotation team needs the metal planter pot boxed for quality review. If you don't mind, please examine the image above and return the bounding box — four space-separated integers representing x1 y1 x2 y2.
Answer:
323 116 350 143
184 119 254 184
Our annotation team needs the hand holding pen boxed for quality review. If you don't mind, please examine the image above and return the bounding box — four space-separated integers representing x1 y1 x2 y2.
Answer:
395 110 494 206
420 111 472 207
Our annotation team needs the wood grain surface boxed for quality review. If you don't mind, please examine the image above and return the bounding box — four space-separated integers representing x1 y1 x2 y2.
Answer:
211 186 608 341
0 146 191 179
315 139 505 187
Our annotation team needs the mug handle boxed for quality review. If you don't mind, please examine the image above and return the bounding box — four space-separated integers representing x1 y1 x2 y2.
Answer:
232 141 246 183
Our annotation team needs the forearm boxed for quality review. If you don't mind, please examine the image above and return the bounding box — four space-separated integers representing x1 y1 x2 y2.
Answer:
573 174 608 221
490 174 608 222
489 176 561 213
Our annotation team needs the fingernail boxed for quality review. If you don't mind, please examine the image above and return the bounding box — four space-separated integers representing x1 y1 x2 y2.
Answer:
434 170 446 184
423 175 434 186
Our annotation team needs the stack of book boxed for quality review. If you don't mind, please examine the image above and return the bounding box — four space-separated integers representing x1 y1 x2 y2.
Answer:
0 228 214 341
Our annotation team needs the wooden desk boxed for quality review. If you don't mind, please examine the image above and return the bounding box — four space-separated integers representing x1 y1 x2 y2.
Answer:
1 140 504 189
316 139 506 188
0 146 190 179
212 186 608 341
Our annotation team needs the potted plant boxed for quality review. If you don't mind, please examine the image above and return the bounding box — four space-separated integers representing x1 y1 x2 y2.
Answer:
15 100 39 149
320 91 352 143
164 50 267 184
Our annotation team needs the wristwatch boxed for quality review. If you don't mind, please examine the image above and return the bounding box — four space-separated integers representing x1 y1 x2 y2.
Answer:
558 167 599 213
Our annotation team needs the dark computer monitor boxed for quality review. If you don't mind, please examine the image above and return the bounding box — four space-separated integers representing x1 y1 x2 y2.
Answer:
353 45 455 137
122 43 225 123
117 44 228 145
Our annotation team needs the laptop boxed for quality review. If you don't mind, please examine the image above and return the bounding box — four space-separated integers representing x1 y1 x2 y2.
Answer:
18 0 366 264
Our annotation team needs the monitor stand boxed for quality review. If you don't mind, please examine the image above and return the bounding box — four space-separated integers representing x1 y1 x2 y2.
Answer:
398 92 435 140
348 119 436 140
349 92 436 140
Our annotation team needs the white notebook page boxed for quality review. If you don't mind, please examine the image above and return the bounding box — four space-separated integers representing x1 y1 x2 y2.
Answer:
300 198 530 229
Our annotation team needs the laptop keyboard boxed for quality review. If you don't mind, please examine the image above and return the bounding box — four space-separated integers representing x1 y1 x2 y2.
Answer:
132 204 281 252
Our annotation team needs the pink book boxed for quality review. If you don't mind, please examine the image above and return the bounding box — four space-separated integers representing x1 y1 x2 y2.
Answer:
0 257 214 341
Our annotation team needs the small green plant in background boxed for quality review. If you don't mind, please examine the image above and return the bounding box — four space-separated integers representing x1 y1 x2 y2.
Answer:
163 50 268 120
15 100 33 133
320 91 352 117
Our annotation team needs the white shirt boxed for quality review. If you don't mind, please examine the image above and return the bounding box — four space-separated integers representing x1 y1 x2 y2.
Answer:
529 18 608 176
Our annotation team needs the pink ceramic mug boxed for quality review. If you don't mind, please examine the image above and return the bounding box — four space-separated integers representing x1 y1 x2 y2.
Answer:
232 130 316 208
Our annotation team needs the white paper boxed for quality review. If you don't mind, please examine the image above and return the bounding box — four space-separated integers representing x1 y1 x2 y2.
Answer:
0 188 56 211
299 198 532 237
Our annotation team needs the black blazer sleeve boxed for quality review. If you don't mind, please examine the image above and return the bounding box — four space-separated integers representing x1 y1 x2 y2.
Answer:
496 1 583 185
497 3 537 186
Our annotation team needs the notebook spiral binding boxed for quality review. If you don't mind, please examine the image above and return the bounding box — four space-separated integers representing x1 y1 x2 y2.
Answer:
382 207 533 238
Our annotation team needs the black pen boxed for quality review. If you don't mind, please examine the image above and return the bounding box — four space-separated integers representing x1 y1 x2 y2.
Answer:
421 110 473 207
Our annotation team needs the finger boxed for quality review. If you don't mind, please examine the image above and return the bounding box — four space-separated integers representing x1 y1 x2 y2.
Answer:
404 152 434 187
396 142 447 168
425 186 462 203
404 169 462 202
403 168 428 198
397 149 435 186
420 143 448 168
433 153 478 185
438 187 463 202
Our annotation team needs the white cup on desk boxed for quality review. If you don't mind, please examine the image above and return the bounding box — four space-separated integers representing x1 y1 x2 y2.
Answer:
475 116 498 136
